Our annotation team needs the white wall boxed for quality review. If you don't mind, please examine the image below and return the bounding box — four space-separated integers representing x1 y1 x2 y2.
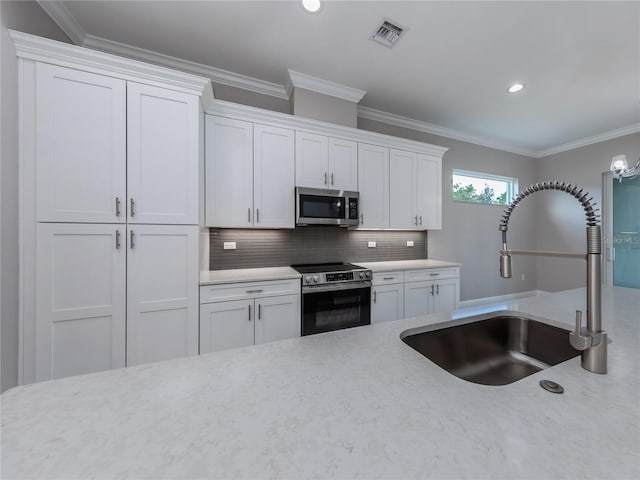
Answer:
358 118 539 301
1 0 70 393
535 133 640 292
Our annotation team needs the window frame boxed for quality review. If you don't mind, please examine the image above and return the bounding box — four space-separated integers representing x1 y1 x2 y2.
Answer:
451 169 518 206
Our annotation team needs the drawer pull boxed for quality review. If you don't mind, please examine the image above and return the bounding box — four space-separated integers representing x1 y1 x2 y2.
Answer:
429 273 440 276
246 289 264 294
383 276 395 280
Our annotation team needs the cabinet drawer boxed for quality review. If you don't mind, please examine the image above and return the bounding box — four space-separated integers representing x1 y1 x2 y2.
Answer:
200 279 300 304
372 271 404 285
404 268 459 283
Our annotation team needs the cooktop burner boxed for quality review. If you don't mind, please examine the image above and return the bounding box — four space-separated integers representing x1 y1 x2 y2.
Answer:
291 263 365 274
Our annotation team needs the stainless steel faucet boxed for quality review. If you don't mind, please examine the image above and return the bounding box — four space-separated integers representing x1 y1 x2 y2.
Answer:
498 181 607 374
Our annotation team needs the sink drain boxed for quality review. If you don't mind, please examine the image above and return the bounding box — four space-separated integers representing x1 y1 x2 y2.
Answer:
540 379 564 394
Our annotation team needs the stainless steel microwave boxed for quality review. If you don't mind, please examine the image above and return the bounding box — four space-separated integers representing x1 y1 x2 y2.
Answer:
295 187 359 227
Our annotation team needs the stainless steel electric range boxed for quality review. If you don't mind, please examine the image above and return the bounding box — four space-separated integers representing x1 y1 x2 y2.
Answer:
291 263 372 336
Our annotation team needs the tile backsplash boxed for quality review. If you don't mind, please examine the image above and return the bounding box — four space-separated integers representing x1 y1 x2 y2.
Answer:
209 228 427 270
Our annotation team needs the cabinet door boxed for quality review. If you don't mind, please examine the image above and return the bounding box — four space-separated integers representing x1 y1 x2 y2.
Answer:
295 131 329 188
254 124 295 228
357 143 389 229
126 225 199 366
389 149 419 230
416 154 442 230
200 300 254 354
432 279 458 314
127 83 199 225
35 223 126 381
205 116 254 227
404 281 433 319
254 295 301 344
372 284 404 324
35 63 126 223
329 137 358 191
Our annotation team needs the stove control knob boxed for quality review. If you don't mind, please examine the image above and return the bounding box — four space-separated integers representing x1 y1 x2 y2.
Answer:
365 271 371 279
359 272 365 279
305 275 313 284
313 275 320 283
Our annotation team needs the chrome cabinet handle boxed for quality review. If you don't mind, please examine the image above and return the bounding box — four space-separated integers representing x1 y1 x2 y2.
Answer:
430 284 434 296
256 209 260 223
258 303 261 320
115 197 121 217
373 291 377 303
331 173 334 185
383 277 394 280
360 213 363 225
324 172 328 185
248 304 251 321
436 284 440 295
130 198 136 217
414 215 418 225
429 273 440 277
130 230 135 249
245 289 264 294
419 215 423 226
115 230 121 249
248 208 251 223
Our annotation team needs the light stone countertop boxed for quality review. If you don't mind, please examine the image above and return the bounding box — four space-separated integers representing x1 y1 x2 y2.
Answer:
356 258 462 272
200 267 301 285
2 286 639 479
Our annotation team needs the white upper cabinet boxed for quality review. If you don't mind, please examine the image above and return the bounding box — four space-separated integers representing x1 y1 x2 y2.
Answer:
295 131 328 188
328 137 358 191
35 63 126 223
205 117 295 228
205 116 254 227
389 149 442 230
126 224 199 367
389 149 419 230
253 124 295 228
127 83 199 225
416 154 442 230
295 132 358 190
357 143 389 229
35 223 126 381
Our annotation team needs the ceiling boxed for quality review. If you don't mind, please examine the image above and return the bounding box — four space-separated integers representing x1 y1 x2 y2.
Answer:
43 1 640 156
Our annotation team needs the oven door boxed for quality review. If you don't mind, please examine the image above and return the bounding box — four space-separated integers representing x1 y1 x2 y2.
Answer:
301 282 371 336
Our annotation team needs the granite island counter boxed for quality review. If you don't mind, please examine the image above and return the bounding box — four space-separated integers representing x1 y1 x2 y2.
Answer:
2 286 639 479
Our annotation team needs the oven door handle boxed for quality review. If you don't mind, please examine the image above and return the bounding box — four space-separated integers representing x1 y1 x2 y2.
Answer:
302 281 371 294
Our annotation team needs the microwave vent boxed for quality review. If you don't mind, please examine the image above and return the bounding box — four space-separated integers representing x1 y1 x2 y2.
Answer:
372 19 407 48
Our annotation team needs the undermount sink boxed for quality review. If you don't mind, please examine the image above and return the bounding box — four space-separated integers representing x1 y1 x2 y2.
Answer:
401 315 580 386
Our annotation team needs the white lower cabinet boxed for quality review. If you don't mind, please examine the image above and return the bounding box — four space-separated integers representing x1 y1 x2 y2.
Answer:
371 267 460 324
200 280 300 354
372 283 404 324
34 223 198 380
126 225 199 366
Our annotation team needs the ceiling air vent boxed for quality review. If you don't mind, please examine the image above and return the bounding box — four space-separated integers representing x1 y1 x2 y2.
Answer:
371 19 407 48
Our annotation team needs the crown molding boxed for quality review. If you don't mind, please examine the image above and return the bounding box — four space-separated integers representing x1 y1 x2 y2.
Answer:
357 106 538 158
286 70 366 103
83 35 288 100
36 0 86 45
535 123 640 158
10 31 214 108
208 99 449 157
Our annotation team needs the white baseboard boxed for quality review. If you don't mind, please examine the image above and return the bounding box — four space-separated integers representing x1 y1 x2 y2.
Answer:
459 290 548 309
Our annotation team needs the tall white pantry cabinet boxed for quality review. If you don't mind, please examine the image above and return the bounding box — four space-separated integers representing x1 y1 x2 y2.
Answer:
13 32 213 383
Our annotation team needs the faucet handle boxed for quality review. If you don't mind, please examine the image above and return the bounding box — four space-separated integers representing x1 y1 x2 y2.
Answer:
569 310 592 351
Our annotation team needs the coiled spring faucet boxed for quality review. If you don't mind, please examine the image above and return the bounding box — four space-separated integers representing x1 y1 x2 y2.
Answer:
499 181 607 374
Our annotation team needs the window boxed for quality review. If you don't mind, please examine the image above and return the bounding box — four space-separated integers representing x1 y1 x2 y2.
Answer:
452 169 518 205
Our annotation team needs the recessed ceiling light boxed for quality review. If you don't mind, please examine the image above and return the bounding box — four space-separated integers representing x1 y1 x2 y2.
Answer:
508 83 525 94
301 0 322 14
